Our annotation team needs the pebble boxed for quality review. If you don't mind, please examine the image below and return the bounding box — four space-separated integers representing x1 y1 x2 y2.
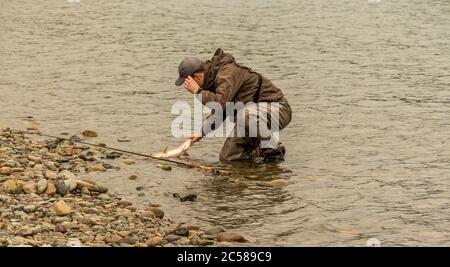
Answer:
22 181 37 194
58 170 77 180
128 175 138 180
23 205 36 213
97 194 110 200
44 170 57 180
139 210 155 219
146 236 163 247
81 187 91 196
180 193 198 202
27 154 41 163
123 159 135 165
157 164 172 171
117 200 133 207
86 164 106 173
0 166 14 175
64 178 78 192
45 181 57 196
217 232 247 243
173 227 189 236
55 180 68 196
148 208 164 219
156 164 172 171
136 186 144 191
81 130 98 137
53 200 71 216
36 179 48 194
3 179 23 194
55 224 67 234
197 239 215 246
164 234 181 242
205 226 225 235
15 227 33 236
66 238 82 247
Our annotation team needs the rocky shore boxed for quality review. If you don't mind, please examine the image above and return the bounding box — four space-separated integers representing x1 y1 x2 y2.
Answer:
0 128 254 247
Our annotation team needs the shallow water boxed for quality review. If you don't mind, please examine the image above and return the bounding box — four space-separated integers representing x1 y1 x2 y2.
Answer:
1 0 450 246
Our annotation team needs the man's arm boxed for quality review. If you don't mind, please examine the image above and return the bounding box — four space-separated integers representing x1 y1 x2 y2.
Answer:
201 66 243 108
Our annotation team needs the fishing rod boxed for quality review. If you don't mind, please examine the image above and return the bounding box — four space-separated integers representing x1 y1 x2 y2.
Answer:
33 132 231 176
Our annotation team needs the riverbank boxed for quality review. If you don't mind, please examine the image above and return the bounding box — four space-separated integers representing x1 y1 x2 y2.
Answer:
0 127 254 247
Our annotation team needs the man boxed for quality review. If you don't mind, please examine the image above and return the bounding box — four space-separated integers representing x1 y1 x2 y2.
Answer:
175 48 292 162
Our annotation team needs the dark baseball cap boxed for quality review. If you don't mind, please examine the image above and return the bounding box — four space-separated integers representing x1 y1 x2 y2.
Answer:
175 57 203 86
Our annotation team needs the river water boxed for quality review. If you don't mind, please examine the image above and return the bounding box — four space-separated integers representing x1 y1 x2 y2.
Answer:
1 0 450 246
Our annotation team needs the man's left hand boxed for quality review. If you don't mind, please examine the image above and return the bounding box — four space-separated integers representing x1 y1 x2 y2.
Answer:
183 76 200 93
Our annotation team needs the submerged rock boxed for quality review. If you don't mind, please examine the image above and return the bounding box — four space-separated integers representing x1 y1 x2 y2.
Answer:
81 130 98 137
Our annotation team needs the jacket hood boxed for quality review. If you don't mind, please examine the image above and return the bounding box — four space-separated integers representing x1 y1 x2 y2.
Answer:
202 48 235 90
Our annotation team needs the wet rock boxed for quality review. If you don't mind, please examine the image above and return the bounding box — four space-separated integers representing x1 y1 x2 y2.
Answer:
206 226 225 235
180 193 197 202
0 195 12 204
64 178 78 192
66 238 82 247
146 236 163 247
86 164 106 173
55 180 68 196
128 175 138 180
148 208 164 219
173 227 189 236
36 179 48 194
97 194 110 200
105 234 122 244
22 181 37 194
266 179 289 187
15 227 33 236
54 200 71 216
45 170 57 180
45 181 57 196
58 170 77 180
106 152 121 159
3 179 23 194
217 232 247 243
186 225 200 231
81 130 98 137
55 224 67 234
188 230 198 239
117 200 133 207
53 217 72 224
197 239 215 246
23 205 36 213
123 159 135 165
119 237 136 245
27 154 41 163
164 234 181 242
157 164 172 171
0 166 15 175
81 187 90 196
139 210 155 219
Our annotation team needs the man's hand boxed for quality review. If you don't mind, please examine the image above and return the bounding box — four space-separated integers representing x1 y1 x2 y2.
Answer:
189 134 202 144
183 76 200 94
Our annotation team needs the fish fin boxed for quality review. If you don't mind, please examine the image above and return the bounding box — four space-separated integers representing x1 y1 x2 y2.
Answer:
162 146 168 155
183 151 190 156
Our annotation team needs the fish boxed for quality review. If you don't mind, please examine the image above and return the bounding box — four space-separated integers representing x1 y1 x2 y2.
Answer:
151 139 193 159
